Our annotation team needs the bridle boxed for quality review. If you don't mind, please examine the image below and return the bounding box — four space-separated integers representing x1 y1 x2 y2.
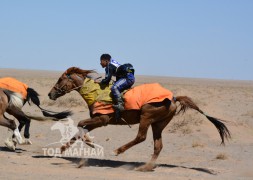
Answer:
53 73 84 95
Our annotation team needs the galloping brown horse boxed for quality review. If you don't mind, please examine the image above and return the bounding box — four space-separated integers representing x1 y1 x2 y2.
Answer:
48 67 231 171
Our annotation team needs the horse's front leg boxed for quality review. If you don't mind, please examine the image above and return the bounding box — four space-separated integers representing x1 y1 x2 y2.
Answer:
7 108 32 145
5 128 17 151
15 114 32 145
60 115 110 153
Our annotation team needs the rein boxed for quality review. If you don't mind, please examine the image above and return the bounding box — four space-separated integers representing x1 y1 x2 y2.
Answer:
54 73 102 95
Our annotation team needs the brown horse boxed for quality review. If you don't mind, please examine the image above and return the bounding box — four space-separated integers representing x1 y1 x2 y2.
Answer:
0 85 71 150
48 67 231 171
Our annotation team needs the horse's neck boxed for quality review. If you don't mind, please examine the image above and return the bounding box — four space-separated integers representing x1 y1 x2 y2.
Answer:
78 78 112 107
72 74 85 91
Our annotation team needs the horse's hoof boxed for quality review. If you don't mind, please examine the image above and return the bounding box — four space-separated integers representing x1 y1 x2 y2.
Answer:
111 149 119 156
20 139 32 145
25 139 32 145
135 163 155 172
60 145 66 153
77 159 86 168
12 138 18 146
4 139 16 151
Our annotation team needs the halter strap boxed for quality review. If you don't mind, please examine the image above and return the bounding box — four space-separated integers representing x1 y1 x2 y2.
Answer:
53 73 83 95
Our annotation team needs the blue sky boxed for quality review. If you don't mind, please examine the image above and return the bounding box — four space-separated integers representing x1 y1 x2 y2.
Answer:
0 0 252 80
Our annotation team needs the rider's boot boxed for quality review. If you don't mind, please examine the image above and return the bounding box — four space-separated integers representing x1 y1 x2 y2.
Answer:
113 97 125 121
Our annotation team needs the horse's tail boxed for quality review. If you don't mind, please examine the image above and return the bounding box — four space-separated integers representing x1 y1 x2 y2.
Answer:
174 96 231 145
27 87 72 119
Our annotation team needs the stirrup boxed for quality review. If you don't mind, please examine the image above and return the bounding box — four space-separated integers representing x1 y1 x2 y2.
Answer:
113 102 124 122
113 104 125 112
113 108 131 128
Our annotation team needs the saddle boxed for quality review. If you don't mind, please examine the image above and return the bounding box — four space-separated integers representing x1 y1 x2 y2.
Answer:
0 77 28 99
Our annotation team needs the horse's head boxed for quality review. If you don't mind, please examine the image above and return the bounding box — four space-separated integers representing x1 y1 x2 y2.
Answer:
48 67 95 100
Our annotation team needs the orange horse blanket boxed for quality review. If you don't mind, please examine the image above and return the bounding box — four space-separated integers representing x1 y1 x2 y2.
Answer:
0 77 28 99
91 83 173 114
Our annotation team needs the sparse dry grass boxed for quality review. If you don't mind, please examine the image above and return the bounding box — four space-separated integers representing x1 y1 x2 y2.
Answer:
216 153 228 160
242 110 253 118
181 127 192 134
168 113 203 134
168 118 189 134
192 141 205 148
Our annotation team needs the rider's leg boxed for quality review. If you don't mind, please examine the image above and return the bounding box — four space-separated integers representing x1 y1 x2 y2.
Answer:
111 79 127 112
111 76 134 120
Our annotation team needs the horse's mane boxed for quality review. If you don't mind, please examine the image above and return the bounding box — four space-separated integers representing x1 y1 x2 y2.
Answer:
64 67 96 76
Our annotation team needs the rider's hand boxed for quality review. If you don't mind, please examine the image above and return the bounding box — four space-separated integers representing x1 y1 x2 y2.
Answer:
94 79 101 83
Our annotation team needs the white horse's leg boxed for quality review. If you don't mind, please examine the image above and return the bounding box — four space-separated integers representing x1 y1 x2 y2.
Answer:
4 128 16 151
21 139 32 145
13 128 23 144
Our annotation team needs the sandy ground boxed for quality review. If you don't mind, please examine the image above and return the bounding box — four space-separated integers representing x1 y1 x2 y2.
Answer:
0 68 253 180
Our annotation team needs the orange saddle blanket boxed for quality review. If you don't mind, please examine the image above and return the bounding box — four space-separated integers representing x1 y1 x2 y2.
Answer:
0 77 28 99
91 83 173 114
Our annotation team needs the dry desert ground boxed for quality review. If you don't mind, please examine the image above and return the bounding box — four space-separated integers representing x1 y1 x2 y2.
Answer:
0 68 253 180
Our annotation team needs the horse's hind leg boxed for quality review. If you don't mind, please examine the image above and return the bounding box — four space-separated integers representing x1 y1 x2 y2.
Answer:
0 93 15 129
0 115 18 150
114 102 175 156
0 115 17 130
136 103 177 171
136 118 172 171
0 92 19 150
